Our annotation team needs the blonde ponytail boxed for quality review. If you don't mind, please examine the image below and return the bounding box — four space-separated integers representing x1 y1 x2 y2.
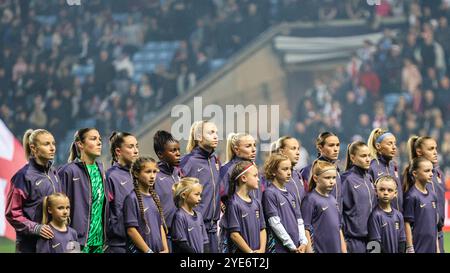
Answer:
186 121 204 153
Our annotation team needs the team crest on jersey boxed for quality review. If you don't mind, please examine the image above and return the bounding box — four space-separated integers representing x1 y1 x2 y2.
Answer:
255 210 260 219
216 162 220 171
395 222 400 230
432 202 436 209
394 170 399 178
437 175 442 184
292 201 296 209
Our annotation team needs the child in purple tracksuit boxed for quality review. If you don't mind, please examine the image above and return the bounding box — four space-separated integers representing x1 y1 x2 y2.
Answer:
36 193 80 253
341 141 377 253
300 132 342 213
153 130 183 251
6 129 61 253
406 135 446 253
226 160 266 253
58 128 109 253
368 176 406 253
403 157 439 253
105 131 139 253
123 156 169 253
301 160 346 253
263 154 308 253
171 177 209 253
180 121 221 252
367 128 403 212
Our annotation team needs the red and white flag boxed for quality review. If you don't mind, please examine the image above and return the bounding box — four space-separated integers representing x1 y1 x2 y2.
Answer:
0 119 26 240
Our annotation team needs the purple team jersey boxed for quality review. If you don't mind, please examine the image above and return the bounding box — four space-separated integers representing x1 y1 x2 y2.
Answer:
155 161 181 229
368 156 403 212
263 183 301 253
36 225 79 253
123 191 164 253
342 166 377 239
403 186 438 253
367 206 406 253
171 208 209 253
226 193 266 253
286 169 306 213
429 167 446 228
301 190 342 253
105 162 134 248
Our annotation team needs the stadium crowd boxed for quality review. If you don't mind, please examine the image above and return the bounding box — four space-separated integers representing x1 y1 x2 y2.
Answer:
290 0 450 177
0 0 448 178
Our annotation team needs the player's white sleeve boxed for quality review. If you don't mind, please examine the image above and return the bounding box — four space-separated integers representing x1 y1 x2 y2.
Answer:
268 216 297 251
297 218 308 245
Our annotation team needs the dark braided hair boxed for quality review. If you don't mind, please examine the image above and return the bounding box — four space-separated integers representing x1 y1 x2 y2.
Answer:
153 130 178 156
109 131 134 165
131 156 168 235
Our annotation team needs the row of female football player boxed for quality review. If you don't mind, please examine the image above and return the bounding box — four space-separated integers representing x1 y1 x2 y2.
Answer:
5 120 446 253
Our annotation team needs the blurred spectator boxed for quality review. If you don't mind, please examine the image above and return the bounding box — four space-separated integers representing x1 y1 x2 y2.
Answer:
402 58 422 94
28 95 47 128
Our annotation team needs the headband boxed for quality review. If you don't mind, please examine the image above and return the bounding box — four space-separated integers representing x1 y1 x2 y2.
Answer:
316 168 336 176
376 132 394 144
235 163 255 181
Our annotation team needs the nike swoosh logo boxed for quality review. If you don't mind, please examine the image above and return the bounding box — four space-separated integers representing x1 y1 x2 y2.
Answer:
35 180 43 186
197 168 204 172
73 177 80 181
159 177 166 181
144 207 149 212
321 206 328 211
420 203 426 208
188 227 194 232
354 184 361 189
120 181 128 186
382 223 388 227
52 243 60 248
280 202 286 206
242 213 248 218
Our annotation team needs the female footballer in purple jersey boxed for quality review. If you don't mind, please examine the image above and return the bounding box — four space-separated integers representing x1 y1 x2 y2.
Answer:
263 154 308 253
299 132 343 212
6 129 61 253
367 128 402 212
403 157 439 253
124 156 169 253
58 128 108 253
226 161 266 253
171 177 209 253
105 131 139 253
180 120 221 252
368 176 406 253
301 160 346 253
153 130 183 251
219 132 262 252
36 193 80 253
341 141 377 253
406 136 446 253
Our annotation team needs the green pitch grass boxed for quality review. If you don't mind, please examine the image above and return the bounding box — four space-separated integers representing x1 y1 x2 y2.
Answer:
1 233 450 253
